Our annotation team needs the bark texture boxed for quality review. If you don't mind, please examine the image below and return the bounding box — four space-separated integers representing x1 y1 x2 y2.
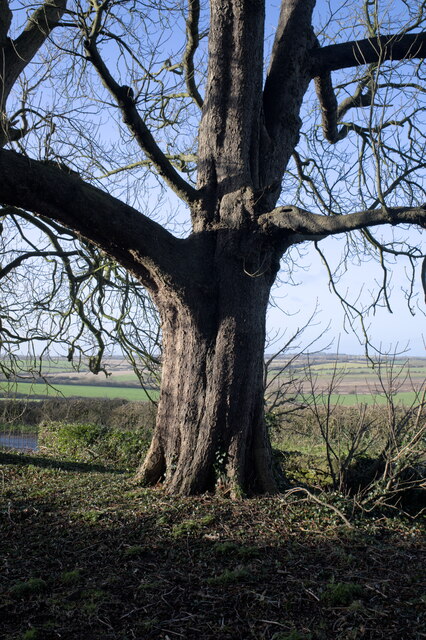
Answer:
137 220 281 495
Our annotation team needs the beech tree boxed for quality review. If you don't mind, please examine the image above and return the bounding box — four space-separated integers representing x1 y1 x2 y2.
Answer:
1 0 426 495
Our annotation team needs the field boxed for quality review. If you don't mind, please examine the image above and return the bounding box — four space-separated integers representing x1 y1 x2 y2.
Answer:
0 381 156 402
267 353 426 407
0 357 159 402
0 353 425 405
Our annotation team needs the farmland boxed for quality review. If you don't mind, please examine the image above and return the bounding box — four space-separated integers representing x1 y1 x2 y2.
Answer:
0 381 155 402
266 353 426 405
0 356 159 402
0 353 425 404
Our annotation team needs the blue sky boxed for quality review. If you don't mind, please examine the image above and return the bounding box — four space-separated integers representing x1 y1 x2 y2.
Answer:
267 234 425 356
6 0 425 360
262 0 426 357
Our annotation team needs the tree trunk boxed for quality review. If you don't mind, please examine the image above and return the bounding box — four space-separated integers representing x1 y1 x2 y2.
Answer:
135 229 281 496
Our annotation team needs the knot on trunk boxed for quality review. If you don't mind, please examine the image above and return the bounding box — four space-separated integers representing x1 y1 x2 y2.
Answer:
217 186 257 227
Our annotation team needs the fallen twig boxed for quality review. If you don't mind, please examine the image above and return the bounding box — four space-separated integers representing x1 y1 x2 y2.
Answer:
283 487 353 528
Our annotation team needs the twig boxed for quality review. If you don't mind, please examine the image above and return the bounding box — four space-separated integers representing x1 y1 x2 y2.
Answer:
283 487 353 528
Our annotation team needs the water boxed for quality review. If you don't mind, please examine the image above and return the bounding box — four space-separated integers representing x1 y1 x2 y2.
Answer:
0 433 38 451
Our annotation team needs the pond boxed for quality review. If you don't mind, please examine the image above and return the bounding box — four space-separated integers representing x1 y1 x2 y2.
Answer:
0 433 38 452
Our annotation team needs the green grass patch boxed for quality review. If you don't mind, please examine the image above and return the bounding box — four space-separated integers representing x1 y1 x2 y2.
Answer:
60 569 82 585
172 514 215 537
327 391 421 406
206 567 251 586
0 381 158 402
320 581 365 607
9 578 47 599
287 391 421 406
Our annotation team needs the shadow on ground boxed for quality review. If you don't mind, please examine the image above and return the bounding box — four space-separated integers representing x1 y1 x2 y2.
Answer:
0 449 124 474
0 454 424 640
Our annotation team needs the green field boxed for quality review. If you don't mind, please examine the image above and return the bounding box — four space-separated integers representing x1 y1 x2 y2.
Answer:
0 381 158 402
1 353 425 405
325 391 421 405
2 382 419 406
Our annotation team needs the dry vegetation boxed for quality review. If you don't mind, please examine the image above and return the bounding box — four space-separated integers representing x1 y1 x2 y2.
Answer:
1 451 425 640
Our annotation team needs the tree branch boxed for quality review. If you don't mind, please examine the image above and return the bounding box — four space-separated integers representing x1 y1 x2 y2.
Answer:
259 0 316 203
1 0 67 107
259 204 426 242
314 72 374 143
183 0 203 109
83 34 199 205
422 258 426 303
0 0 12 47
310 32 426 77
0 249 80 280
0 149 188 291
311 31 426 144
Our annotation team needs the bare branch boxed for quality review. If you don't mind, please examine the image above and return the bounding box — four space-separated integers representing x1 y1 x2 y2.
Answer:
1 0 67 107
314 241 376 353
314 72 374 143
83 28 199 205
259 0 316 193
284 487 353 528
0 249 79 279
422 257 426 303
310 32 426 77
183 0 203 109
96 154 197 179
0 148 186 291
0 205 160 386
0 0 12 46
259 203 426 242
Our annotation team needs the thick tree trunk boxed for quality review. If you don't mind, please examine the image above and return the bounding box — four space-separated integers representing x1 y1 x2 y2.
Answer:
136 230 281 496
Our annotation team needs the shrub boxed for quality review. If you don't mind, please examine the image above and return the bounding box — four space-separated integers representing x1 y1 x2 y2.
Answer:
0 397 156 431
39 421 151 469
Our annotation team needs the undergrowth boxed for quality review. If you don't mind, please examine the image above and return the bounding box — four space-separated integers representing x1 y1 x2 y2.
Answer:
38 420 151 470
0 450 424 639
0 395 424 638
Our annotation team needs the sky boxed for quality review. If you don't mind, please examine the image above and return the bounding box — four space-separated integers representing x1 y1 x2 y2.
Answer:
263 0 426 357
266 234 426 357
4 0 425 361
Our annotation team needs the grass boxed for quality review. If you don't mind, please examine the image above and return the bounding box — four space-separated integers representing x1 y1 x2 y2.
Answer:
321 391 422 405
0 358 81 373
0 381 158 402
272 391 423 406
1 446 425 640
0 380 421 406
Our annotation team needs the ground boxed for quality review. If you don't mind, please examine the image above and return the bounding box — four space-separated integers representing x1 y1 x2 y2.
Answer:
1 450 425 640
